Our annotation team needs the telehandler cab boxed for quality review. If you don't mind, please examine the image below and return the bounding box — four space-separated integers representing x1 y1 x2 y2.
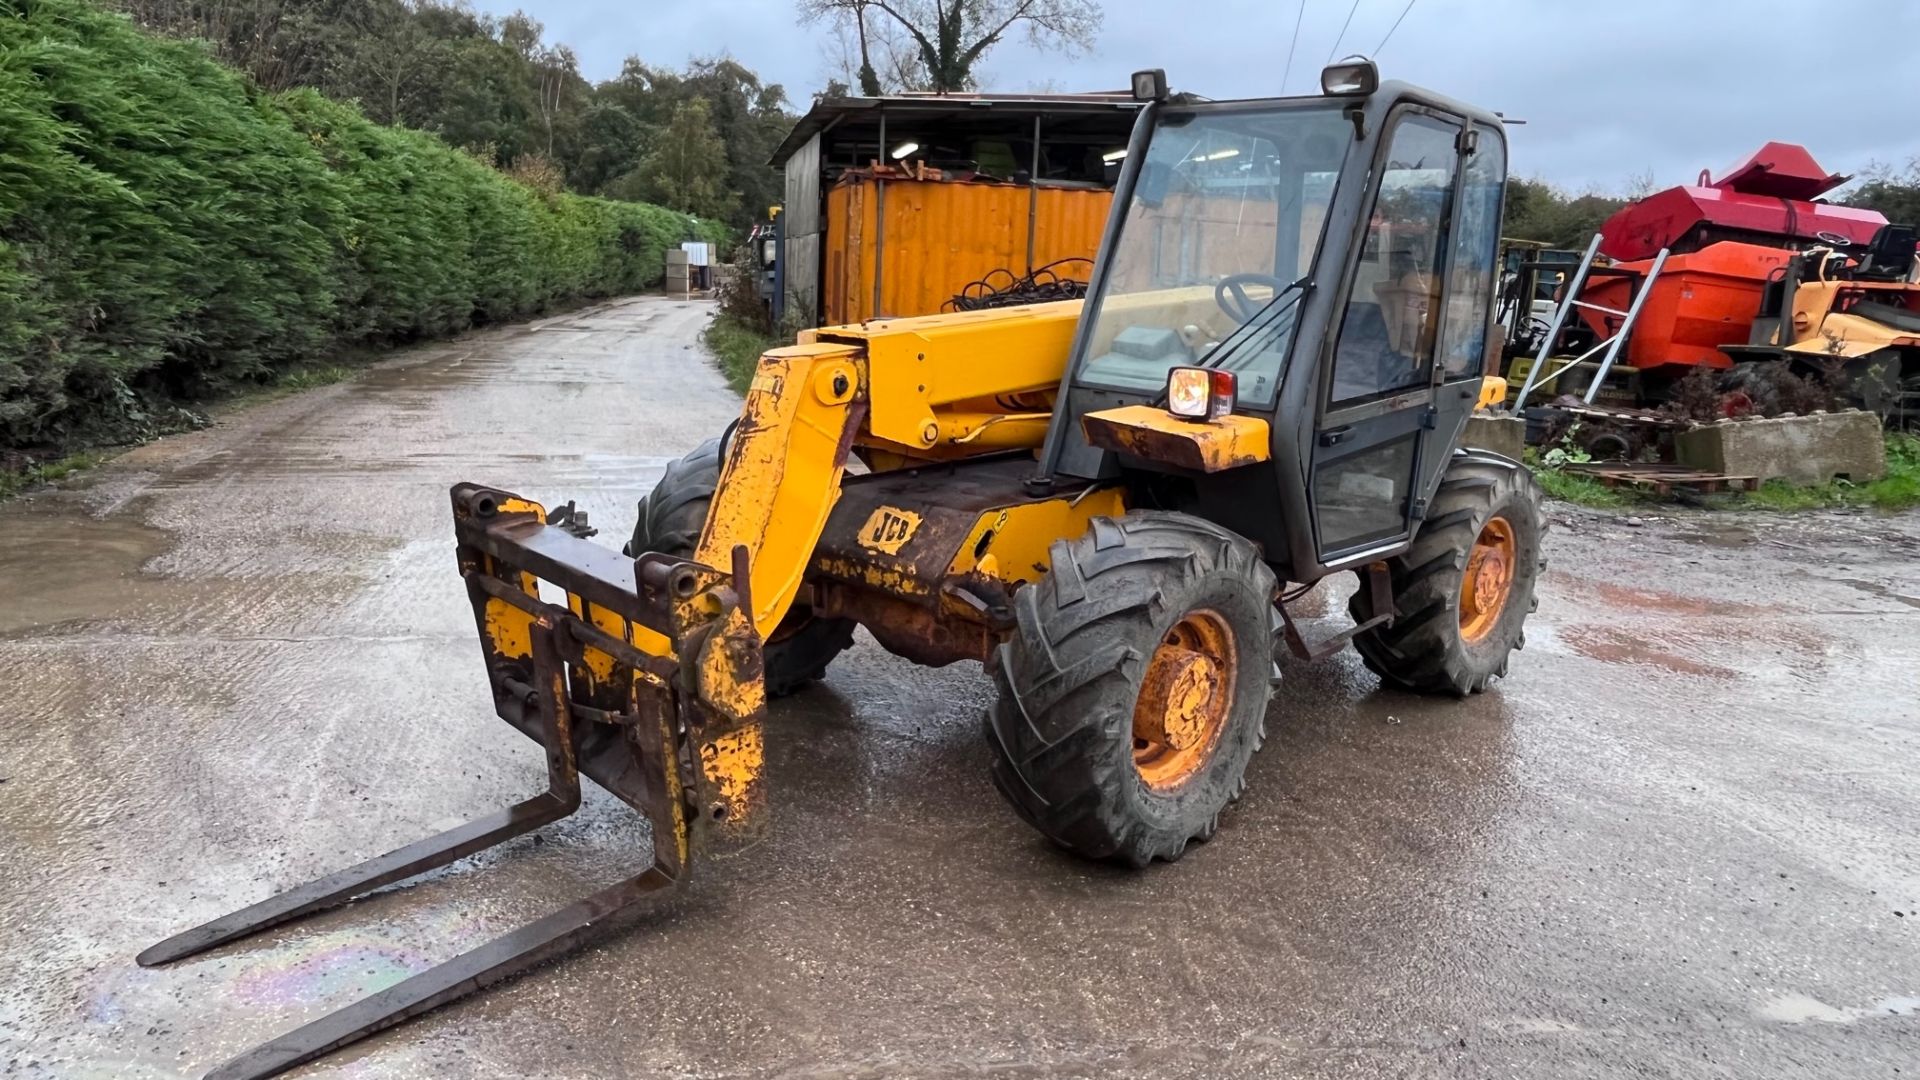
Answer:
144 60 1543 1079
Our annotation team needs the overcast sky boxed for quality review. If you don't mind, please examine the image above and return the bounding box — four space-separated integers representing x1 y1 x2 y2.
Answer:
486 0 1920 194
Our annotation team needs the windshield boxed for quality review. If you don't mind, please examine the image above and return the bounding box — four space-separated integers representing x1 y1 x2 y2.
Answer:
1076 103 1352 407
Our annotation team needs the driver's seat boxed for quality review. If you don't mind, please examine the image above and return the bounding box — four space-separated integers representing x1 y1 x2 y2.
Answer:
1372 265 1438 361
1854 224 1918 282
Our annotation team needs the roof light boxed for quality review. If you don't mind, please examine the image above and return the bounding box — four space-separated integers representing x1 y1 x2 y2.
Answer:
1321 57 1378 96
1197 147 1241 162
1101 149 1128 163
1130 69 1168 103
889 141 919 160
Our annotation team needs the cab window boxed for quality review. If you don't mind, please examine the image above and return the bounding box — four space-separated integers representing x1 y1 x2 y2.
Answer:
1439 124 1505 380
1327 113 1459 404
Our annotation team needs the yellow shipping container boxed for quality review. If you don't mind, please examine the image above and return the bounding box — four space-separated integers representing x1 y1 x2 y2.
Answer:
824 174 1112 326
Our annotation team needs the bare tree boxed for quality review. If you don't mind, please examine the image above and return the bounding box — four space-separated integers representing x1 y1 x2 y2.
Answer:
531 44 578 156
117 0 361 91
799 0 1100 94
821 4 927 95
347 1 437 125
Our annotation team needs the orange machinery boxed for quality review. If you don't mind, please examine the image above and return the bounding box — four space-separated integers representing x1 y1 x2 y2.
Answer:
1574 143 1888 374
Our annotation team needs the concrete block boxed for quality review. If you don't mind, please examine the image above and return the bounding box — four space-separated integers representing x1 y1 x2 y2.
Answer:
1675 410 1885 485
1463 413 1526 461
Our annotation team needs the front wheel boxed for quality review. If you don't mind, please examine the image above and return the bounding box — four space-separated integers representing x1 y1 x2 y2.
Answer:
1350 455 1545 696
985 512 1278 867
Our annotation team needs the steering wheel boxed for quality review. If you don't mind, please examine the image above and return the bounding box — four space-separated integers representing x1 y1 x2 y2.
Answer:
1214 273 1291 324
1815 230 1852 247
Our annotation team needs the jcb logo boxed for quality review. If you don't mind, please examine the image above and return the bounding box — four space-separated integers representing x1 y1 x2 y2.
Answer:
871 513 913 543
857 506 922 556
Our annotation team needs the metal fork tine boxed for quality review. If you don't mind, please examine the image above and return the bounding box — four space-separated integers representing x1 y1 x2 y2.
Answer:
136 791 577 968
201 865 678 1080
143 625 585 970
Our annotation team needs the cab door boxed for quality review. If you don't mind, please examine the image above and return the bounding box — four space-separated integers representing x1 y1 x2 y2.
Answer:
1309 107 1494 565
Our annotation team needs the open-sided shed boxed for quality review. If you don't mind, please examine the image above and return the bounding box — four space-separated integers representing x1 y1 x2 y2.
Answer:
769 92 1144 327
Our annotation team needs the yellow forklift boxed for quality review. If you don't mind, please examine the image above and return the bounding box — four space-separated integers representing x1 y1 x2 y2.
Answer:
145 60 1541 1079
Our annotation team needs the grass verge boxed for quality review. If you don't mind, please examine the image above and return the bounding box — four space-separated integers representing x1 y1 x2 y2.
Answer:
0 451 112 500
1 358 374 502
1529 465 1637 509
273 364 360 393
703 314 780 394
1527 434 1920 513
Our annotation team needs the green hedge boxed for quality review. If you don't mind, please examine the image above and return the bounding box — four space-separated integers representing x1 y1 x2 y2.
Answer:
0 0 725 449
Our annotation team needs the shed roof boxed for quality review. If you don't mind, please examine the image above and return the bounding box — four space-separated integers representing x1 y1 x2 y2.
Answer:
768 93 1144 167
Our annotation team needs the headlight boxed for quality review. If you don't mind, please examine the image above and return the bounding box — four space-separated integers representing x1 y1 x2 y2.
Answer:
1321 58 1379 96
1130 69 1168 102
1166 367 1236 421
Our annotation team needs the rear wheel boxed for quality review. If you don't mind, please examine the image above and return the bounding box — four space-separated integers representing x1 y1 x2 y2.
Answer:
986 512 1277 867
1350 455 1544 696
627 434 854 696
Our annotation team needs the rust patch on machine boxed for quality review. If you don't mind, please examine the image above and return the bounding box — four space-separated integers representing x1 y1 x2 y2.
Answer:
813 581 997 666
1082 405 1271 473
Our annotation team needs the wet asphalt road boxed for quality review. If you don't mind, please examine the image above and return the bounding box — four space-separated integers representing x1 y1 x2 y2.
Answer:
2 293 1917 1079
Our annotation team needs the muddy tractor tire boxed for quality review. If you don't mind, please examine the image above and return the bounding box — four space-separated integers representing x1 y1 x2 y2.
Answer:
986 512 1278 867
1349 454 1545 697
627 434 855 696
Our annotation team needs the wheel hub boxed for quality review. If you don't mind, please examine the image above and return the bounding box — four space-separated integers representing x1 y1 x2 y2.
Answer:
1136 648 1218 750
1459 516 1517 644
1132 610 1237 791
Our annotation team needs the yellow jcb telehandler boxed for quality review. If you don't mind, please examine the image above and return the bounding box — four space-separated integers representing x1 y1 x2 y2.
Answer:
144 60 1543 1079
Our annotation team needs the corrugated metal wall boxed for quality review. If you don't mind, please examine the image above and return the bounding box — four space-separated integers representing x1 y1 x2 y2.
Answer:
823 175 1111 326
780 135 823 322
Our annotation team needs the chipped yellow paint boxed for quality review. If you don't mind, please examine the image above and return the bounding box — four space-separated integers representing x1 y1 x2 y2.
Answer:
555 595 613 681
652 703 691 868
856 506 923 555
810 554 932 596
945 488 1127 585
1082 405 1271 473
699 724 764 814
695 342 865 640
697 604 766 722
483 597 533 660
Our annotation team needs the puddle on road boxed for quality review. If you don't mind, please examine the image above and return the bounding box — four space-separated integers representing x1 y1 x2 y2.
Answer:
1556 575 1776 617
0 505 176 634
1562 625 1737 679
1544 570 1834 681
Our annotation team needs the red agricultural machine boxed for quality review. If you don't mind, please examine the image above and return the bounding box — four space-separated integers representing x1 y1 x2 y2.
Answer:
1512 142 1920 425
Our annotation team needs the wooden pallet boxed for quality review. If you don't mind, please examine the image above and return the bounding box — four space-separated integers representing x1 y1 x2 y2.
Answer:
1564 462 1760 495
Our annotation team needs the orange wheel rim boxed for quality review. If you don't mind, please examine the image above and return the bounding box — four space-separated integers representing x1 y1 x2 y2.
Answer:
1459 516 1517 644
1132 610 1237 792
